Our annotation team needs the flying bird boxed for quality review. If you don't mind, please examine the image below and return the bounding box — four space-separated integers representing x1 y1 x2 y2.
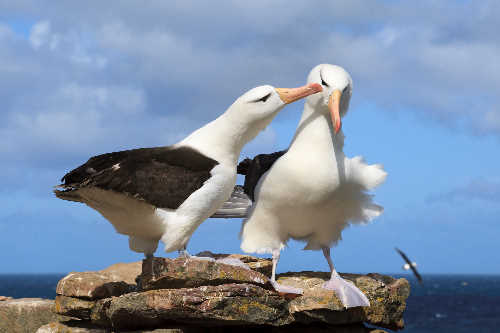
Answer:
395 247 423 284
54 83 322 260
218 65 387 307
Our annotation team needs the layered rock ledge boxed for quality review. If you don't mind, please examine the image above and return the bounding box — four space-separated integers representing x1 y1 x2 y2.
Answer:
0 297 70 333
36 254 408 332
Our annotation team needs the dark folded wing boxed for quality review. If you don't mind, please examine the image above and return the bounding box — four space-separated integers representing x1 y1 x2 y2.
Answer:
57 146 218 209
237 150 286 200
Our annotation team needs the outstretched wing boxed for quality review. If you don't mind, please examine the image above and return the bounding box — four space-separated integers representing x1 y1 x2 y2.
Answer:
237 150 286 200
395 247 423 284
55 146 218 210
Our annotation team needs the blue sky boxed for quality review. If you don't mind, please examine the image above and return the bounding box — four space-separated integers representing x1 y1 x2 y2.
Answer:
1 1 499 275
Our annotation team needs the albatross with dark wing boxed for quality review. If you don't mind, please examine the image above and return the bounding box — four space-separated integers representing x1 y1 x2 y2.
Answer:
55 83 322 260
218 65 387 307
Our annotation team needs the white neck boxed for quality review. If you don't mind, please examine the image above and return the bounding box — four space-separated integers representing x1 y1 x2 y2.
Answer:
178 109 277 166
288 98 344 155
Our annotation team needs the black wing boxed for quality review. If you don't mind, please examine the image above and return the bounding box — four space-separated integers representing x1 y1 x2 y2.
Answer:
56 146 218 209
395 247 423 284
236 150 286 200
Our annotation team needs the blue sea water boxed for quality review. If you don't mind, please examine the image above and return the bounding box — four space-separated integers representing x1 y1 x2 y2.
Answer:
0 274 499 332
395 274 500 333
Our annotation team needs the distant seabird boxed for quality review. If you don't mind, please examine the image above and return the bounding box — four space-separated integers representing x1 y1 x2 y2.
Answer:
395 247 423 283
218 65 387 307
55 83 322 259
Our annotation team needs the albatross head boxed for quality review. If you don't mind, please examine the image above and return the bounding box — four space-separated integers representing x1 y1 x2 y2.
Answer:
180 83 322 165
306 64 353 134
231 83 323 124
223 83 323 144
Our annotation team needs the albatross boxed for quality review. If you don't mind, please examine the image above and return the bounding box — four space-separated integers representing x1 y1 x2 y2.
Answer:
220 65 387 307
54 83 322 260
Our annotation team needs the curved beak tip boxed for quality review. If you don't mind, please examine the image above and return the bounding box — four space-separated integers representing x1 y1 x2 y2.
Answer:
335 120 342 133
329 89 342 135
308 83 323 93
276 83 323 104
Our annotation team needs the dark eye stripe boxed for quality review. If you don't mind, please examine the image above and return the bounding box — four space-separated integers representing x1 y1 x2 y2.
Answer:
320 72 329 87
255 93 271 103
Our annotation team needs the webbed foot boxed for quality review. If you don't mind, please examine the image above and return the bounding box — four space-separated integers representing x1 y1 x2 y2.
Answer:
322 275 370 308
216 257 250 269
270 279 303 295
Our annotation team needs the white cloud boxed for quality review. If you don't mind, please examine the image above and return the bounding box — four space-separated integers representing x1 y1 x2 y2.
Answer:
29 20 52 49
1 1 500 173
427 178 500 204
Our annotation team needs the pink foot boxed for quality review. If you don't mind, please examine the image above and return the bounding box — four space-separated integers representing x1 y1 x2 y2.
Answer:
186 256 215 262
270 279 303 295
216 257 250 269
322 276 370 308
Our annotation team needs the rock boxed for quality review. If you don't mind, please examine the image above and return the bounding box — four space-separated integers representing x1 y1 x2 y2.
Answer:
0 296 13 301
90 284 289 330
37 321 109 333
55 295 94 320
137 257 270 291
56 262 141 300
195 251 273 276
37 321 389 332
54 255 409 331
0 298 71 333
277 271 410 330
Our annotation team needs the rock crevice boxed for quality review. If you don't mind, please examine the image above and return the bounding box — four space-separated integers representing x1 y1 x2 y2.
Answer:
0 254 410 332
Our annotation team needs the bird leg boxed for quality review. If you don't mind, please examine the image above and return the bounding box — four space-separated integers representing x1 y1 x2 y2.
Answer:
321 247 370 308
269 249 303 295
177 246 190 259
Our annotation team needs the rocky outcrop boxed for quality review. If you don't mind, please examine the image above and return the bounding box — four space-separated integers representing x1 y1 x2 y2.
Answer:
37 320 389 332
46 255 409 332
55 262 141 300
0 298 70 333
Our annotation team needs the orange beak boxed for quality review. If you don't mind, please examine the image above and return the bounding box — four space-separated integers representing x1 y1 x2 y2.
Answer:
276 83 322 104
329 89 342 134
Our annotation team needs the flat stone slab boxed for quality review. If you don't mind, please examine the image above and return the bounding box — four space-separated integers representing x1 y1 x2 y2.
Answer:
137 257 271 291
0 298 70 333
56 262 142 300
89 283 289 330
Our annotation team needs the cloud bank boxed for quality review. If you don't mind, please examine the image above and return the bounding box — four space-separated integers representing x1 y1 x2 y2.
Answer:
1 1 499 171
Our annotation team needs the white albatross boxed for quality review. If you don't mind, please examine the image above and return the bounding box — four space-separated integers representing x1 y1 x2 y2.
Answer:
225 65 387 307
54 83 322 260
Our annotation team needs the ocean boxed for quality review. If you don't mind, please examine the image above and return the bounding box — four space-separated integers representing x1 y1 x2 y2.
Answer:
1 274 499 332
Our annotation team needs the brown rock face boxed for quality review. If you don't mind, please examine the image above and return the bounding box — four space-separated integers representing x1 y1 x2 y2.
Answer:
53 255 409 332
278 272 410 330
56 262 141 300
0 298 70 333
137 257 271 291
90 284 289 330
37 320 389 333
195 251 273 276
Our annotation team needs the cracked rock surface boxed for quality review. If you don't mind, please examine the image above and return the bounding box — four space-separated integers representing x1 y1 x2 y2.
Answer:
45 254 409 332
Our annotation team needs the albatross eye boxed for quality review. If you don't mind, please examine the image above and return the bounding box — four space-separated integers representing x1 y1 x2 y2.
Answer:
320 72 329 87
254 93 271 103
